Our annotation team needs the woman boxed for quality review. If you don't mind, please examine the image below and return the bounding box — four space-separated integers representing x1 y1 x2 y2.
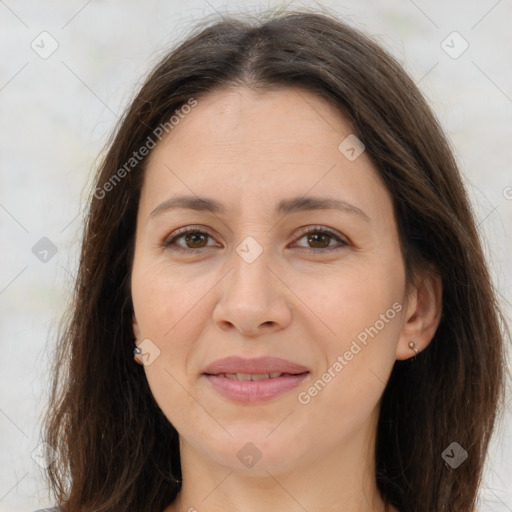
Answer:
39 8 508 512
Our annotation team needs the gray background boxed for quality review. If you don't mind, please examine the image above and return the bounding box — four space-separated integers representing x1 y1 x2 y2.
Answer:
0 0 511 511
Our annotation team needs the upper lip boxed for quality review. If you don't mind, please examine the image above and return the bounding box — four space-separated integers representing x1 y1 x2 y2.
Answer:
203 356 309 375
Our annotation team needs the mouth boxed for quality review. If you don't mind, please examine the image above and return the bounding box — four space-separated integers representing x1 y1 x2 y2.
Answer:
202 356 310 403
208 371 303 381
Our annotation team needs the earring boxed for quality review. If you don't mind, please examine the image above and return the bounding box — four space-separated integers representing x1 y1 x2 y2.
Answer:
133 342 143 365
408 341 419 354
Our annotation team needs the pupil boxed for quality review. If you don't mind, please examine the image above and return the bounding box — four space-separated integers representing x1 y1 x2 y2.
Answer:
186 233 206 248
309 233 329 248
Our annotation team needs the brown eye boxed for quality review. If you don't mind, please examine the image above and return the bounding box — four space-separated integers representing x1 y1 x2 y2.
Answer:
292 226 349 252
182 232 209 249
306 232 332 249
163 227 217 253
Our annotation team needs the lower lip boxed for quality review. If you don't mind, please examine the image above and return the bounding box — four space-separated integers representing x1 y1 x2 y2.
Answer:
203 373 309 403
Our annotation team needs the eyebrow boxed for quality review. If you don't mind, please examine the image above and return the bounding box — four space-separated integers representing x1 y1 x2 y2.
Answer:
149 194 370 222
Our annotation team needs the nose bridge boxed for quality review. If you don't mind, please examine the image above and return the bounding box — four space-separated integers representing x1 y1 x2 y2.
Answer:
229 233 275 305
212 233 291 334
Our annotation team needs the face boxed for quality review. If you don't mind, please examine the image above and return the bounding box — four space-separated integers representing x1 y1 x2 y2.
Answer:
131 86 409 476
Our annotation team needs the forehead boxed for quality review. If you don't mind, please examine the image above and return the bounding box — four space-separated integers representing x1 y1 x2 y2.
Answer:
154 86 351 158
139 86 393 224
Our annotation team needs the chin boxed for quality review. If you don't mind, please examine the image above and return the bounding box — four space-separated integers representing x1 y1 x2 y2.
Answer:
195 428 308 475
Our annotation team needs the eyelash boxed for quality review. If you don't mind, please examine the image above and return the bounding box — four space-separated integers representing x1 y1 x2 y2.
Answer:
161 225 349 254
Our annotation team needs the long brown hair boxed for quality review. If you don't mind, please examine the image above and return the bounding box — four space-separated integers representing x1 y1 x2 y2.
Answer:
43 7 509 512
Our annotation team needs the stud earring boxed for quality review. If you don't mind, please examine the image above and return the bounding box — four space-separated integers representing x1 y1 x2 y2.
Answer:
133 342 143 365
408 341 419 354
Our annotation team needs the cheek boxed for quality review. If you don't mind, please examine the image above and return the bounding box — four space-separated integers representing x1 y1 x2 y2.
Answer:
131 261 203 411
303 257 404 342
298 260 403 406
132 266 208 430
131 256 211 339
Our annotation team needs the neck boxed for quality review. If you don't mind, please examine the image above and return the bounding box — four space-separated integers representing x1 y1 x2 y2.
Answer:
165 409 394 512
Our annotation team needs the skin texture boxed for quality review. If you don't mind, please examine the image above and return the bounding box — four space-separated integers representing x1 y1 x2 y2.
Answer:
131 86 442 512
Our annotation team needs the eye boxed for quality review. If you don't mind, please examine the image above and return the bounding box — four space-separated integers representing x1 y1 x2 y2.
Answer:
162 226 217 253
291 225 349 252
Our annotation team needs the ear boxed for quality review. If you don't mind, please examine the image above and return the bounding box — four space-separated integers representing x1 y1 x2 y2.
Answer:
396 270 442 360
132 312 142 341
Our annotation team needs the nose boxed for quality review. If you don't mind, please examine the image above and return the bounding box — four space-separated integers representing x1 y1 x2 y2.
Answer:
212 248 292 337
